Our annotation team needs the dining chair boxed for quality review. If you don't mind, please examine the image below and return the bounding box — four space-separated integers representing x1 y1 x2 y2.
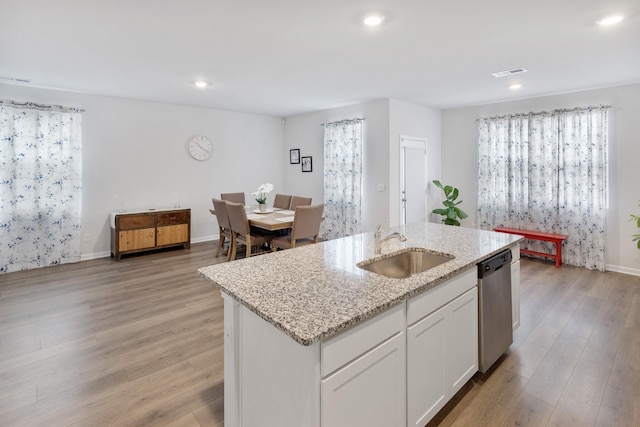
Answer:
271 204 324 251
289 196 312 210
273 194 292 210
226 201 275 260
221 192 246 204
212 198 233 260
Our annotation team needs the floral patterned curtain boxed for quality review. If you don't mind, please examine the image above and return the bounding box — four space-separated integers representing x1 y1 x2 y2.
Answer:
321 118 363 240
477 106 608 270
0 101 83 273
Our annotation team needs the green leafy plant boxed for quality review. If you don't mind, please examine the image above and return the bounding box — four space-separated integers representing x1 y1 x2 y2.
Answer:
631 201 640 249
432 180 468 226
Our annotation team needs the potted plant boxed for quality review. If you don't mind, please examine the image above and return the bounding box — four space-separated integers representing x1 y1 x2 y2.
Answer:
432 180 468 226
252 183 274 212
631 201 640 249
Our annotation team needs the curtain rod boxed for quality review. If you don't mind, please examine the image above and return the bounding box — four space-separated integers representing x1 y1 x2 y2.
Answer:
321 117 365 126
477 105 610 121
477 105 611 121
0 100 85 113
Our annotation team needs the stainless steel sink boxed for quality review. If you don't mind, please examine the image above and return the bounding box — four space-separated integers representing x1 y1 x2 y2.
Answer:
357 248 454 278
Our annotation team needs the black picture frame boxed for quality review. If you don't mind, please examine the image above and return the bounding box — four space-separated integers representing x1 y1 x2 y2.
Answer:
301 156 312 172
290 148 300 164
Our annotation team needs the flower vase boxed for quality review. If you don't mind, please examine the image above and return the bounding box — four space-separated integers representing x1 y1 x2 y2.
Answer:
259 203 267 213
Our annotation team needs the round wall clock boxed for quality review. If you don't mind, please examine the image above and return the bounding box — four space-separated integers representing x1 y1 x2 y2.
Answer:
188 135 213 161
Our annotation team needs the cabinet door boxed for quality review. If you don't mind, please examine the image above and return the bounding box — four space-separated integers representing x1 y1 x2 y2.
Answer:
511 260 520 331
118 228 155 251
446 287 478 394
407 306 447 427
157 224 189 246
321 332 405 427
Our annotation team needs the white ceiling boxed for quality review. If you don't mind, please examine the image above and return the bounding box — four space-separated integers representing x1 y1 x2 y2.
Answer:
1 0 639 117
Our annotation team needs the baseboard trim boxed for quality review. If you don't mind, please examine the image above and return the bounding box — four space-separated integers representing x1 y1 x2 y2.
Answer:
81 251 112 261
606 264 640 277
80 235 218 261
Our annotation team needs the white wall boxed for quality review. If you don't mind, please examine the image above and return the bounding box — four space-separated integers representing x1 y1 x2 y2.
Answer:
0 83 284 259
283 99 390 232
388 99 442 226
441 83 640 274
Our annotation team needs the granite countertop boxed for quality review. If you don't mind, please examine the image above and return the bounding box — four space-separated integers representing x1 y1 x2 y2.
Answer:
198 222 523 346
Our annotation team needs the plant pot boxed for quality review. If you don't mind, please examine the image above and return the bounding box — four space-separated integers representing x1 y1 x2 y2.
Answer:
259 203 267 213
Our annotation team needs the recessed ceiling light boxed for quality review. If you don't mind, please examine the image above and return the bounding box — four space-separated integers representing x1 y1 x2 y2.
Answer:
363 13 385 26
509 84 522 90
596 15 624 26
193 80 210 88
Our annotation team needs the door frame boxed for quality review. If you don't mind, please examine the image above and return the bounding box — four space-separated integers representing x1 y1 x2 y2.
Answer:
399 135 427 226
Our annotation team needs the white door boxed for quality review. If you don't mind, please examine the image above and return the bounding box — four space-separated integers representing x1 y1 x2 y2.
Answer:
400 136 427 225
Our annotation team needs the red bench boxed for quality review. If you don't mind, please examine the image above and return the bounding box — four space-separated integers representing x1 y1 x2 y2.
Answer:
493 227 569 268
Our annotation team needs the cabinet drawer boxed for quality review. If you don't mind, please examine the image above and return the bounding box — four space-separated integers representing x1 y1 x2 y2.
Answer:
321 303 404 377
407 268 476 326
157 210 189 226
117 215 155 230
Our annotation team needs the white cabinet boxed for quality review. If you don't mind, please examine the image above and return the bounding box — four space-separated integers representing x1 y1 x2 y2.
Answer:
407 269 478 427
407 304 447 426
321 304 405 427
510 245 521 331
222 267 485 427
321 332 405 427
447 287 479 390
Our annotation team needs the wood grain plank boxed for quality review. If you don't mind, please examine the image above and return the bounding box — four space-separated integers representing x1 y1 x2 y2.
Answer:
1 241 638 427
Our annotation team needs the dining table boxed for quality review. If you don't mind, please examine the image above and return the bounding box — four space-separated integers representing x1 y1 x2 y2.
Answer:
209 206 295 231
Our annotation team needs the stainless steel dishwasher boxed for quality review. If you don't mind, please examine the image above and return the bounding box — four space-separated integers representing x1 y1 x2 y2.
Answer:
477 249 513 373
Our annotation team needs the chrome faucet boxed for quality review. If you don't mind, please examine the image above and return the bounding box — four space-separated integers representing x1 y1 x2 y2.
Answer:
374 224 407 254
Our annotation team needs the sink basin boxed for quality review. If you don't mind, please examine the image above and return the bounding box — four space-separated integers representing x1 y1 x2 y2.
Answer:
357 249 454 278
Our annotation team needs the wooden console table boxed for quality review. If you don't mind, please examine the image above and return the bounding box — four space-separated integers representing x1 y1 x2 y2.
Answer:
111 208 191 260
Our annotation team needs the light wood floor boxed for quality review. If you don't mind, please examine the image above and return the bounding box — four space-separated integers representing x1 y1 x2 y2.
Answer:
1 243 638 426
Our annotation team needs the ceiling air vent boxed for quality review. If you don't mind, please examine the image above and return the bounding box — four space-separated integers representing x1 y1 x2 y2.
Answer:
492 68 527 78
0 76 31 83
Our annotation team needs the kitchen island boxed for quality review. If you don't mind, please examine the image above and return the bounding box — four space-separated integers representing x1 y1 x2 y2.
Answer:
199 222 522 427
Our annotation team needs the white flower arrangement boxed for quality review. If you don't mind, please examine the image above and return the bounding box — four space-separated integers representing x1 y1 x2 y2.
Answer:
252 183 274 204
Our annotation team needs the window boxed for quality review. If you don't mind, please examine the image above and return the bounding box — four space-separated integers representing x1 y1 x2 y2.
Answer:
477 106 609 270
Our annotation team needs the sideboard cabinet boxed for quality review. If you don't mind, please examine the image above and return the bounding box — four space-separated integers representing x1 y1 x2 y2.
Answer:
111 208 190 260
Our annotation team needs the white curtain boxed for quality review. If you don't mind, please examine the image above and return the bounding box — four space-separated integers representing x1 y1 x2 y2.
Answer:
321 118 363 240
477 106 608 270
0 101 83 273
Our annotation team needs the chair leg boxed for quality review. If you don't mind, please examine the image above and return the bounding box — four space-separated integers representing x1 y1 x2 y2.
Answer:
246 237 253 258
215 227 225 257
228 234 237 261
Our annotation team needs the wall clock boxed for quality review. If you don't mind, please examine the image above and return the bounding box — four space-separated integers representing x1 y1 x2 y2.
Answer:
188 135 213 161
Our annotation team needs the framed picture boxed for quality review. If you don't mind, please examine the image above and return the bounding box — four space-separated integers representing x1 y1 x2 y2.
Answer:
290 149 300 164
301 156 312 172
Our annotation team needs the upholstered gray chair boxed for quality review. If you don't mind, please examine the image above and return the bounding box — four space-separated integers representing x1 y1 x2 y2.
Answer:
212 198 233 260
271 204 324 251
221 192 246 204
289 196 312 210
226 201 275 260
273 194 292 210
